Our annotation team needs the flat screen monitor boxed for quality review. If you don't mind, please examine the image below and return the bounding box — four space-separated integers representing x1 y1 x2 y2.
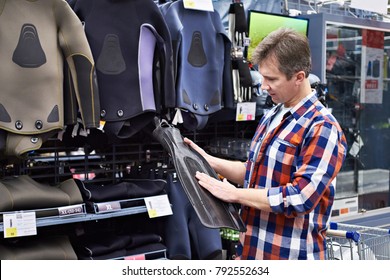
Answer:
247 10 309 62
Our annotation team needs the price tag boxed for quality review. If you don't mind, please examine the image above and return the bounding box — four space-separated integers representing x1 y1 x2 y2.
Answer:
3 212 37 238
349 135 364 157
236 102 256 121
124 254 146 260
58 204 85 217
144 194 173 218
98 120 106 131
244 36 251 47
183 0 214 12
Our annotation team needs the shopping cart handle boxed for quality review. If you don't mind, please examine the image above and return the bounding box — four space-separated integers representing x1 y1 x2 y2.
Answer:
329 222 338 230
326 228 361 243
345 231 361 243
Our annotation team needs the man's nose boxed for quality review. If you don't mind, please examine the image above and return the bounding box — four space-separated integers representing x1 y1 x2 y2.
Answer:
261 83 270 91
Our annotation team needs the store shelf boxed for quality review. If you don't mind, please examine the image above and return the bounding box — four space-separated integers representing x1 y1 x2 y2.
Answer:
0 205 148 232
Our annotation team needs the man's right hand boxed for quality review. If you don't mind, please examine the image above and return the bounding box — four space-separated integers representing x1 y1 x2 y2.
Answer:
183 137 208 159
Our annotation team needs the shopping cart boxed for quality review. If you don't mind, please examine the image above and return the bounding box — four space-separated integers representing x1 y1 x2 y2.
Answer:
326 222 390 260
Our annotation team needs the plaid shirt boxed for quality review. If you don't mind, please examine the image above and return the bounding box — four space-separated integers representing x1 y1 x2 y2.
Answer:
236 93 347 260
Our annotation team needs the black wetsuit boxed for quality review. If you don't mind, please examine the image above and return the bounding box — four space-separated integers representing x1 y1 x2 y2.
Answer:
69 0 175 139
159 0 234 130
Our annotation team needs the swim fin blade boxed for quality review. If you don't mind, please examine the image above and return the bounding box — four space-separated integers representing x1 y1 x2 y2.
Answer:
153 118 246 232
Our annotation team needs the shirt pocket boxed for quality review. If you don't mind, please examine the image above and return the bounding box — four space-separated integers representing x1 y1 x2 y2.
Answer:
269 138 298 171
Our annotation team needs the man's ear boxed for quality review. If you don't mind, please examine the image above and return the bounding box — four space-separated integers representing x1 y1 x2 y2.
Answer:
295 71 306 84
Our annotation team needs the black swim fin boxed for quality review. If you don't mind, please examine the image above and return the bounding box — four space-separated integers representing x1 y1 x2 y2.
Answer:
152 117 246 232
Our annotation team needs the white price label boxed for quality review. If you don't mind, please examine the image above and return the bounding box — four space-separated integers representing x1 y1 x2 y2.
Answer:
144 194 173 218
3 212 37 238
236 102 256 121
183 0 214 12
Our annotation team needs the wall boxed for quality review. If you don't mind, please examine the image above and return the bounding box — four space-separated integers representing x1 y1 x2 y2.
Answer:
213 0 380 26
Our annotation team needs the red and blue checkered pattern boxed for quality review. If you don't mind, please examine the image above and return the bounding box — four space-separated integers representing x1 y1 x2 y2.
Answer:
237 93 347 260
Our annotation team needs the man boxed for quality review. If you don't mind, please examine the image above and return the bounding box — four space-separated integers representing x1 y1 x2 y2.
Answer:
184 27 347 260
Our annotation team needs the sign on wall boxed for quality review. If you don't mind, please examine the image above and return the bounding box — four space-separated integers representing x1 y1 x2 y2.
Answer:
360 29 384 104
350 0 388 14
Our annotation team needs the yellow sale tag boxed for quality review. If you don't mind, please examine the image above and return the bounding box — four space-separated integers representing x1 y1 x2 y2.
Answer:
184 0 195 8
5 227 17 238
148 209 158 218
98 120 106 131
236 114 244 121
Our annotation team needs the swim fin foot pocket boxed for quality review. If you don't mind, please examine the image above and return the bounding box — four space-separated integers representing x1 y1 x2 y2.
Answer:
152 117 246 232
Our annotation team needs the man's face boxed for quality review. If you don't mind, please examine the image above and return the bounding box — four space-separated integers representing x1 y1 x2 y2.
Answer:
259 56 301 108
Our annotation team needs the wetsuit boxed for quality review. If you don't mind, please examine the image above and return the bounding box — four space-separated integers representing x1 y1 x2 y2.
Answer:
0 0 99 156
69 0 175 139
164 172 223 260
159 0 234 130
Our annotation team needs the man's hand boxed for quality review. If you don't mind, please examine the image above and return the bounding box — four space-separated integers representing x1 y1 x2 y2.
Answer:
183 137 208 158
195 171 238 203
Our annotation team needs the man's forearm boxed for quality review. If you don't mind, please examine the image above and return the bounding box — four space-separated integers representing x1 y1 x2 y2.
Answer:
207 155 246 186
235 188 272 212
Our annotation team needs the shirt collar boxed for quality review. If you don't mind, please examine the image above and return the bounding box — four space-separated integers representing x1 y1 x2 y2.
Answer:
287 91 318 121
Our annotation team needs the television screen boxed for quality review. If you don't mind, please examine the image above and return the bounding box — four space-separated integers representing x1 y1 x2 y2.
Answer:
247 10 309 62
